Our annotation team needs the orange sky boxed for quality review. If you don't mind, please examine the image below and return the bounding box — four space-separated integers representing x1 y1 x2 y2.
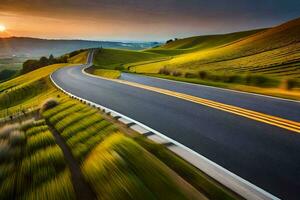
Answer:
0 0 299 41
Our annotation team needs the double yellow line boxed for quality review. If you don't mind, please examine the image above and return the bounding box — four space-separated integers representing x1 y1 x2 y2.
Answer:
111 78 300 133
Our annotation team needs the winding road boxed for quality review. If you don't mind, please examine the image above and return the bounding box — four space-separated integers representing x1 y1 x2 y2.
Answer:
51 52 300 200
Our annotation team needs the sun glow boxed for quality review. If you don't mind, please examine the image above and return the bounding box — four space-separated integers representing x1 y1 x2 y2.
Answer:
0 24 6 32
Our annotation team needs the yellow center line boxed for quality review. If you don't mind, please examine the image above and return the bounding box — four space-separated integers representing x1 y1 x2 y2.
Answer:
96 75 300 133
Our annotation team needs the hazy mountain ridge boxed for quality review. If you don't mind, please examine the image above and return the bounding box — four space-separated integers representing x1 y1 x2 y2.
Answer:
0 37 160 57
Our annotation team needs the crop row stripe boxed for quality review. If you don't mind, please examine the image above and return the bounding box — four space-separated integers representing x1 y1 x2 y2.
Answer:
110 79 300 133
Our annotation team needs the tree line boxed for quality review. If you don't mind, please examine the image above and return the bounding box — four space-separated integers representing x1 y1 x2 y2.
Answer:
21 49 86 74
21 54 68 74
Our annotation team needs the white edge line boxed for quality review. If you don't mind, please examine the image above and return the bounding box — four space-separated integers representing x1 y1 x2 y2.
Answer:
49 51 280 200
121 72 300 104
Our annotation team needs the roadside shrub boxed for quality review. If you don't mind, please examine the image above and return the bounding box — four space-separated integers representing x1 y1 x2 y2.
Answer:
41 98 59 112
225 74 243 83
184 72 197 78
198 71 208 79
245 74 279 87
114 66 125 71
285 78 300 90
172 71 182 77
9 130 25 146
159 67 171 75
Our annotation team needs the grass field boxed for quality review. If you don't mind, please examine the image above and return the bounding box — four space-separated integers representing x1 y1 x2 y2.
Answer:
131 18 300 80
42 98 237 200
90 69 121 79
93 48 163 70
0 52 87 118
68 51 88 64
0 118 75 200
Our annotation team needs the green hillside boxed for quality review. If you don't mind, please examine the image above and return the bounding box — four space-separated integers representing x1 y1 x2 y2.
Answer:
146 29 263 55
93 48 163 70
0 52 88 118
132 17 300 79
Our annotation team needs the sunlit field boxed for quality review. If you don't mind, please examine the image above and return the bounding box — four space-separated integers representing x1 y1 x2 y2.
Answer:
0 118 75 200
0 52 87 118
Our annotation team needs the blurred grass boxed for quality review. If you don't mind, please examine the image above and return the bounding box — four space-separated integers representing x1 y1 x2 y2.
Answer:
134 135 237 200
21 169 75 200
0 118 75 200
43 99 237 199
82 133 201 200
43 100 117 161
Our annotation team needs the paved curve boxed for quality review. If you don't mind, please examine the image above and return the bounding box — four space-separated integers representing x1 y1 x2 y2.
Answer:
120 73 300 122
52 55 300 200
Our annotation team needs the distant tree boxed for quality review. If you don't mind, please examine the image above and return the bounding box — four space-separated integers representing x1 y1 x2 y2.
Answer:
39 56 49 67
22 54 67 74
0 69 17 81
166 39 173 44
49 54 55 64
22 59 39 73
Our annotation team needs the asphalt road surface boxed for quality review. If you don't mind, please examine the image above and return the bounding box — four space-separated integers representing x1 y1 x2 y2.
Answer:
52 58 300 199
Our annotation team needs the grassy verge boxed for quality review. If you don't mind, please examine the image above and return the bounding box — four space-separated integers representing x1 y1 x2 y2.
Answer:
68 51 88 64
90 69 121 79
0 118 75 200
133 135 238 200
145 73 300 101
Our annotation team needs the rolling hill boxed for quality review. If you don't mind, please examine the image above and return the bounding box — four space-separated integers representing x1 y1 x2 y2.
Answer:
132 17 300 79
0 37 160 57
146 29 264 55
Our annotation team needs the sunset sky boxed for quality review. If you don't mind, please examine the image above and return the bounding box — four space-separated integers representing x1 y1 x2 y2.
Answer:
0 0 299 41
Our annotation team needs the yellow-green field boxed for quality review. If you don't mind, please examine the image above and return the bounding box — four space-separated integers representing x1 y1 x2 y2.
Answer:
91 69 121 79
0 52 87 118
93 48 163 70
131 18 300 79
68 51 88 64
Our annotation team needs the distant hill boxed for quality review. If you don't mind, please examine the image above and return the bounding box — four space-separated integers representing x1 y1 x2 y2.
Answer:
157 29 264 50
136 17 300 79
0 37 160 57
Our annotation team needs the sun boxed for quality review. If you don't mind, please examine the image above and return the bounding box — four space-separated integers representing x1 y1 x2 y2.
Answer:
0 24 6 32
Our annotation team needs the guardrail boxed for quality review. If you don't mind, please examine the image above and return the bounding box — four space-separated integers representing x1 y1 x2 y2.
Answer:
50 51 280 200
